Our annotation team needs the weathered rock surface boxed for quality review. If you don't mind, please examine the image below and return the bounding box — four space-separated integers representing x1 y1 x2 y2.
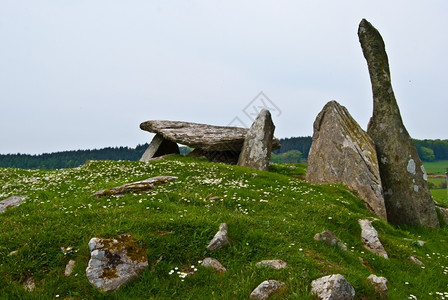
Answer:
140 134 180 161
306 101 386 220
314 231 347 252
311 274 355 300
0 195 26 213
358 219 388 258
65 260 76 276
201 257 227 273
140 120 280 152
238 109 275 171
86 234 148 292
207 223 230 251
93 176 177 197
358 18 439 228
250 280 285 300
256 259 287 270
367 274 388 299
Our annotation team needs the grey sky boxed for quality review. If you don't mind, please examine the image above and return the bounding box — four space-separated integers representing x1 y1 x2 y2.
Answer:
1 1 447 154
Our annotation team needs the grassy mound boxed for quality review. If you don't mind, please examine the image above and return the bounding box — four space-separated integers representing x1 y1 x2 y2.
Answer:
1 156 448 299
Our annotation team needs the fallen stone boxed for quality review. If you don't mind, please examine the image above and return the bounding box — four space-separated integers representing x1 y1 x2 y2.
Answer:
358 219 388 258
23 277 35 292
0 195 26 213
140 134 180 161
255 259 287 270
314 231 347 252
250 280 285 300
93 176 177 197
86 234 148 292
311 274 355 300
201 257 227 273
207 223 230 251
367 274 388 299
358 18 439 228
238 109 275 171
306 101 386 220
140 120 280 152
409 256 424 266
65 259 76 276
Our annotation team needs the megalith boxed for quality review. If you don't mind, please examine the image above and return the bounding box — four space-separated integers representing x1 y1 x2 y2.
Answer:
237 109 275 171
140 134 179 162
306 101 387 220
358 19 439 228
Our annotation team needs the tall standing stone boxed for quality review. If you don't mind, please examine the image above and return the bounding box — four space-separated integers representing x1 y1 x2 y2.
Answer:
358 19 439 228
237 109 275 171
306 101 387 220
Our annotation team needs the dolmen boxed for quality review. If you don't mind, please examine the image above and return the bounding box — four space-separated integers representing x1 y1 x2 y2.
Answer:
140 111 280 168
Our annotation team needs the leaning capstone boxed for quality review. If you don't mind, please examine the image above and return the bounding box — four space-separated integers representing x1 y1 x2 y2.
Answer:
140 133 180 162
256 259 287 269
238 109 275 171
358 219 388 258
306 101 386 220
358 18 439 228
207 223 230 251
0 196 26 213
250 280 285 300
367 274 388 299
86 234 148 292
314 231 347 252
311 274 355 300
201 257 227 273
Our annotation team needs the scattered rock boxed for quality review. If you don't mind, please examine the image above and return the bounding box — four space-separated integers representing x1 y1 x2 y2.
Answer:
23 277 35 291
250 280 285 300
358 219 388 258
367 274 388 299
93 176 177 197
207 223 230 251
311 274 355 300
256 259 287 270
0 195 26 213
140 134 180 161
306 100 386 220
358 18 439 228
238 109 275 171
8 250 18 256
403 238 425 247
201 257 227 273
65 259 76 276
314 231 347 252
409 256 424 266
86 234 148 292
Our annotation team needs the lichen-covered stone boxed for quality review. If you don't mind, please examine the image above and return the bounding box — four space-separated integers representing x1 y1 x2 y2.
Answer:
140 134 179 162
358 18 439 228
255 259 287 269
311 274 355 300
201 257 227 273
358 219 388 258
238 109 275 171
93 176 177 197
306 101 386 219
0 195 26 213
314 231 347 252
86 234 148 292
207 223 229 251
250 280 285 300
367 274 388 299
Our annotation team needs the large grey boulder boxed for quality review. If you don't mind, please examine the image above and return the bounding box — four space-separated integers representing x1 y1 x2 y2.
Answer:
311 274 355 300
358 19 439 228
140 134 180 161
306 101 387 220
238 109 275 171
86 234 148 292
0 196 26 213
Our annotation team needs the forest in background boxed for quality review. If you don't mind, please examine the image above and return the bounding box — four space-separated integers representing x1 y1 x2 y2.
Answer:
0 137 447 169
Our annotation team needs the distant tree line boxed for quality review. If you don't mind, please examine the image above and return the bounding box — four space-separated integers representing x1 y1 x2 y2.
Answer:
414 139 448 162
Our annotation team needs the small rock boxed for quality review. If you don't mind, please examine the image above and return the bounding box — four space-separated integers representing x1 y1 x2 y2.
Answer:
311 274 355 300
314 231 347 251
65 259 76 276
409 256 424 266
359 219 388 258
23 277 35 291
404 238 425 247
8 250 18 256
201 257 227 273
256 260 287 270
367 274 388 299
250 280 285 300
207 223 229 251
0 195 26 213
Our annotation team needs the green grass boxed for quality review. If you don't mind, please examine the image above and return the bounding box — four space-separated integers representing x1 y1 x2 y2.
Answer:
423 160 448 175
1 156 448 299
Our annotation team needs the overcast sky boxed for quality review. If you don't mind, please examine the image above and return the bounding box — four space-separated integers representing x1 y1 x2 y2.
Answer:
1 1 447 155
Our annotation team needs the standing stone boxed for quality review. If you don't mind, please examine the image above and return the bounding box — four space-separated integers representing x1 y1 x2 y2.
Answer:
358 18 439 228
238 109 275 171
306 101 387 220
250 280 285 300
358 219 388 259
140 134 180 162
311 274 355 300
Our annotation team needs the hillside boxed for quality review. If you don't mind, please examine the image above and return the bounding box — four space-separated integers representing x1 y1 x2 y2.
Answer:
1 156 448 299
